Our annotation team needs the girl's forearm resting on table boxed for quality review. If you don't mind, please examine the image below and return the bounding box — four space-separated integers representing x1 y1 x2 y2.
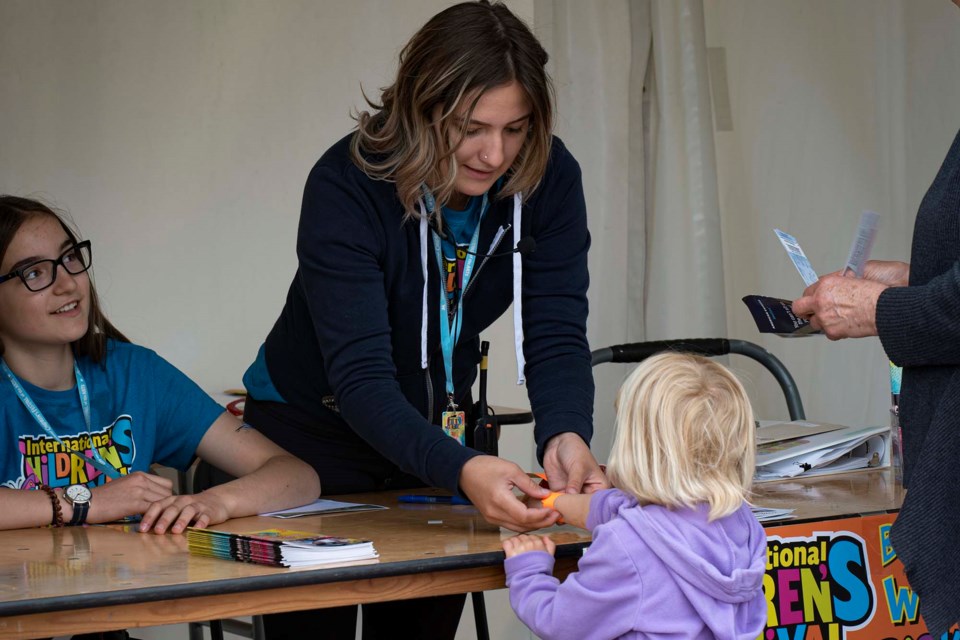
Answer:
0 487 70 530
201 454 320 519
192 413 321 520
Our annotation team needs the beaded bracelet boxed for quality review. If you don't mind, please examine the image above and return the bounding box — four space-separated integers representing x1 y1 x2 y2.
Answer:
37 484 64 528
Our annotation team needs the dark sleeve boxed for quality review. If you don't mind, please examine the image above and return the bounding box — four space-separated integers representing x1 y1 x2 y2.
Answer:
296 166 478 493
523 145 595 463
877 262 960 367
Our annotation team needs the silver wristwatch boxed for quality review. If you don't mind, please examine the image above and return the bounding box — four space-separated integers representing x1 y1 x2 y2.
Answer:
63 484 92 526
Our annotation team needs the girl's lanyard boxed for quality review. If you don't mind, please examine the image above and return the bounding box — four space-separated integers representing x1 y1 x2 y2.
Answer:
1 359 120 480
423 187 488 444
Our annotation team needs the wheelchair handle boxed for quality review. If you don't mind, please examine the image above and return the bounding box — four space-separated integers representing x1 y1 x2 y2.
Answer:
590 338 805 421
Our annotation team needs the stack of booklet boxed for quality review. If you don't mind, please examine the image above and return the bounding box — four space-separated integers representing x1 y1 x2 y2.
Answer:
186 527 378 568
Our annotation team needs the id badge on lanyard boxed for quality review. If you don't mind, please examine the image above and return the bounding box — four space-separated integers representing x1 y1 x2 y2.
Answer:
424 187 487 445
433 229 479 446
441 407 466 444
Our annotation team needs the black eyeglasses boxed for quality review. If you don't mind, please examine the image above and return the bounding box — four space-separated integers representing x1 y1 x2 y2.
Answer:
0 240 93 292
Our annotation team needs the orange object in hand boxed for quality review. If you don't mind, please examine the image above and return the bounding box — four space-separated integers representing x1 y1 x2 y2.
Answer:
541 491 565 524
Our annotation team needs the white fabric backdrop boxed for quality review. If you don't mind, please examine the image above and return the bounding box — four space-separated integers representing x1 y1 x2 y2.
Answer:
708 0 960 427
541 0 960 449
537 0 726 461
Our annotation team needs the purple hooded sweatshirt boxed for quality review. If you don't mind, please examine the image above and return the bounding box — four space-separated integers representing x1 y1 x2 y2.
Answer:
504 488 767 640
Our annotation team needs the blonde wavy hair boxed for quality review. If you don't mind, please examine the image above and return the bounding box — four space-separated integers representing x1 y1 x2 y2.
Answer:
606 352 756 521
350 1 554 220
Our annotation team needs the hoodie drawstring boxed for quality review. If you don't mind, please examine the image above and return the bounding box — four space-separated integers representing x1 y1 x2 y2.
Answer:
418 207 429 370
418 193 526 386
511 193 525 385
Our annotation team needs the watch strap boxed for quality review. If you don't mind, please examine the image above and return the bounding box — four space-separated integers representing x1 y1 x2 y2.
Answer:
68 500 89 526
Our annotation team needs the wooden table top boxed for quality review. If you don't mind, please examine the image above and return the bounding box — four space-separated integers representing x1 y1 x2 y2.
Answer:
0 469 903 620
752 467 904 525
0 487 590 619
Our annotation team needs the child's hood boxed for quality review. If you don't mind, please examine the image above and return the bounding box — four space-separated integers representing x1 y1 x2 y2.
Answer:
621 500 767 638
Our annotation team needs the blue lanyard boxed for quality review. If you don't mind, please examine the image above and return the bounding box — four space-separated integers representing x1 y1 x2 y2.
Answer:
1 358 120 479
422 187 488 402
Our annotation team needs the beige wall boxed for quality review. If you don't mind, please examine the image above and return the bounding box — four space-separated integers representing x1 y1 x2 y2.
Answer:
1 0 523 407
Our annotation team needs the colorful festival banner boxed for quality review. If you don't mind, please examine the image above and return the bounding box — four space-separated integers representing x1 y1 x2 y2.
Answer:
763 514 957 640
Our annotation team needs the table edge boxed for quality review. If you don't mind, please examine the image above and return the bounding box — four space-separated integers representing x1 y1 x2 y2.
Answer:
0 541 590 617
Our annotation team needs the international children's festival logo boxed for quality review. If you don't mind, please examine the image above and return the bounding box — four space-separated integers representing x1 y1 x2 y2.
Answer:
5 415 136 490
764 532 875 640
764 526 960 640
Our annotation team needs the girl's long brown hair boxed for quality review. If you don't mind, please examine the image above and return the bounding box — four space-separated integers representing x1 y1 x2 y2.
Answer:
0 195 129 364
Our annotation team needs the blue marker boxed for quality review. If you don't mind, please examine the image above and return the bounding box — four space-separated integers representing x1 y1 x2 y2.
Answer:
398 494 472 506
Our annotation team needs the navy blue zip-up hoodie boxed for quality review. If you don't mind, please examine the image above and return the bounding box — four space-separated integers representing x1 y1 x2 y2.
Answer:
255 133 594 493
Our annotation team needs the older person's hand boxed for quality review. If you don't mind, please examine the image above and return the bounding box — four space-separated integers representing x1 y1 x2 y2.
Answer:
792 274 889 340
861 260 910 287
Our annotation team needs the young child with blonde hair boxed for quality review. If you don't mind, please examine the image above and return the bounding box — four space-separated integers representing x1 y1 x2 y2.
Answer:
502 352 767 640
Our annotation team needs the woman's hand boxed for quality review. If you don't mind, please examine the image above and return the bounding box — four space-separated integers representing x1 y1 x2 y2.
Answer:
459 455 558 532
86 472 175 525
542 433 609 494
502 533 556 559
138 491 231 535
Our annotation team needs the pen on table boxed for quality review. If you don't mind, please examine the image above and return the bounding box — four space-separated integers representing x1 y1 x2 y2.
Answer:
398 494 472 506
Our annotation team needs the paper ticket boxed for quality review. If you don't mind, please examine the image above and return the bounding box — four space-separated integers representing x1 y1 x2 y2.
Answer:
842 210 880 277
774 229 818 287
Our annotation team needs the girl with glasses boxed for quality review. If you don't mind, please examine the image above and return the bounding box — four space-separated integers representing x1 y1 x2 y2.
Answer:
0 195 320 535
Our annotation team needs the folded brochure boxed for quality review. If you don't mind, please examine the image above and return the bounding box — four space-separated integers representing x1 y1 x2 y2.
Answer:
187 527 378 568
742 294 821 336
260 498 387 518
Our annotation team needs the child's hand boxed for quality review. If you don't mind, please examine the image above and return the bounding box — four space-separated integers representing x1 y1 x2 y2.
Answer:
502 534 556 559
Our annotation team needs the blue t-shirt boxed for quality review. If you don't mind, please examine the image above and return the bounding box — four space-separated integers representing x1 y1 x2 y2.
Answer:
442 196 482 248
440 197 481 319
1 340 224 491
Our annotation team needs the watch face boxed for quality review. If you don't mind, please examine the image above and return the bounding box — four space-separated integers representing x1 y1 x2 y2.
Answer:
66 484 92 503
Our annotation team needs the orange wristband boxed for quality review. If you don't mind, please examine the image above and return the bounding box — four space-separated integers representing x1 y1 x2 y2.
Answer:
541 491 562 509
541 491 565 524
